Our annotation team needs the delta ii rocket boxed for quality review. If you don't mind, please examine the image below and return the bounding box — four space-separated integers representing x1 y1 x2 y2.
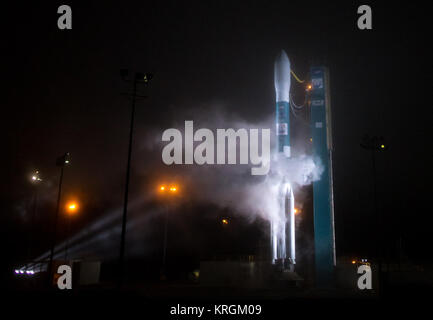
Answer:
271 50 296 269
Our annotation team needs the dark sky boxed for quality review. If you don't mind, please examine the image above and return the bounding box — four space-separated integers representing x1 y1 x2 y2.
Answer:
2 1 431 269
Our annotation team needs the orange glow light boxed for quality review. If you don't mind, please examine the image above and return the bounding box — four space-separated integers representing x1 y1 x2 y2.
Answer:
222 218 229 225
66 202 78 214
160 184 179 193
352 260 356 264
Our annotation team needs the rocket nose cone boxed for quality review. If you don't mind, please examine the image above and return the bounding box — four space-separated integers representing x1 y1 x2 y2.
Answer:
275 50 290 72
276 50 289 64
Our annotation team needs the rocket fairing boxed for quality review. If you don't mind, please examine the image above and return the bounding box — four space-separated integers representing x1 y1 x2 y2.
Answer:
274 50 291 158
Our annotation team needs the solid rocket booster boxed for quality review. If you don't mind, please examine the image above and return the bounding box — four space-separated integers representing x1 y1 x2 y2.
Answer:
287 183 295 266
274 50 291 158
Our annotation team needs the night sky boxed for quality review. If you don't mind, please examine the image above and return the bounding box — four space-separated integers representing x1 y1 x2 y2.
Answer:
2 1 431 278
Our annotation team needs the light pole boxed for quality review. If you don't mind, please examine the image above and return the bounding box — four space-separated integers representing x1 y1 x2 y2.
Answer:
26 170 42 271
360 135 387 293
64 201 78 260
158 185 179 279
47 152 70 287
117 70 153 289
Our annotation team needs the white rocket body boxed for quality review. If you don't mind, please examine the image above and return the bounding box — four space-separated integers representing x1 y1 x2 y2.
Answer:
271 50 296 269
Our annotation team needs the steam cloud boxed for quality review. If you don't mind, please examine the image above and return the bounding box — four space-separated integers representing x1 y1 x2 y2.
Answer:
28 103 324 263
144 104 324 224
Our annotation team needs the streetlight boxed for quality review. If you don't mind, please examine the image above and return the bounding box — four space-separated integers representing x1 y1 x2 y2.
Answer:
26 170 43 272
360 135 387 217
66 201 78 214
64 201 79 260
158 184 179 279
31 170 42 183
360 134 387 293
158 185 179 194
118 70 153 288
47 152 70 287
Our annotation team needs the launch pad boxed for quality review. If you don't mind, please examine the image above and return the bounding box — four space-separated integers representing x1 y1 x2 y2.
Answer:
199 260 303 289
199 51 337 289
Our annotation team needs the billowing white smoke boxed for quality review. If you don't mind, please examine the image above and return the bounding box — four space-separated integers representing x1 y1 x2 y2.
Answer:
143 104 324 226
185 155 323 227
